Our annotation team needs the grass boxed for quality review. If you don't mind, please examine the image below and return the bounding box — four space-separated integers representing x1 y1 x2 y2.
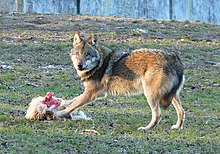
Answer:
0 14 220 153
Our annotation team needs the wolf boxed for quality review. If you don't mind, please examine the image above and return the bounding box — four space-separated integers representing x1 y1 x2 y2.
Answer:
55 32 185 130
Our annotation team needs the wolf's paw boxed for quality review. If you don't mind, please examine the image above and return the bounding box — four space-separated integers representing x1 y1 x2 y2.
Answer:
138 126 150 131
53 110 68 118
171 124 181 130
52 111 60 119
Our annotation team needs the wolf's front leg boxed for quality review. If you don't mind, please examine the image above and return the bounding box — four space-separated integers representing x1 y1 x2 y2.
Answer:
58 97 78 107
54 91 95 118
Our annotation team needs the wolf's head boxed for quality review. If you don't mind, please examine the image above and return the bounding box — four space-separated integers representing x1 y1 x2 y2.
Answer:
70 32 100 77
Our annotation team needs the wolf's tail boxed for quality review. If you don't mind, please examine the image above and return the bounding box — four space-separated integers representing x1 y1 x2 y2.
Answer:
160 74 185 108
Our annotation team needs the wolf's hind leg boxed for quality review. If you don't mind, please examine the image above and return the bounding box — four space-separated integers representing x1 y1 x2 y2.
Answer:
138 98 161 131
171 75 185 129
171 95 185 129
138 83 162 131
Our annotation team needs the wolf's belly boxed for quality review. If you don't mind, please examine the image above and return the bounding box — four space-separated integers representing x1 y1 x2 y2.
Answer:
107 76 143 96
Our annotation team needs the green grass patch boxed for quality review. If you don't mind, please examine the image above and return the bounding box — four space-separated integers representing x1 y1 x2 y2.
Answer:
0 14 219 153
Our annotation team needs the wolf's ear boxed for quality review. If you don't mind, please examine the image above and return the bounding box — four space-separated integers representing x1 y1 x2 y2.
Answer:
87 34 97 46
73 32 82 46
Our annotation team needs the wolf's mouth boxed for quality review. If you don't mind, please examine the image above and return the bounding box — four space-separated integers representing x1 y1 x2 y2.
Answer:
78 67 86 71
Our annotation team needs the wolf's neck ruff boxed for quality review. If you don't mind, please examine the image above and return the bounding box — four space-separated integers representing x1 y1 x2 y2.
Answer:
79 46 130 83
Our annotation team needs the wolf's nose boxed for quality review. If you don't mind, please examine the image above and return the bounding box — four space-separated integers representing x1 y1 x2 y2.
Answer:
78 64 83 69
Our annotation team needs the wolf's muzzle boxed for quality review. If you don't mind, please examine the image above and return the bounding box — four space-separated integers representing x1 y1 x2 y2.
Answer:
78 64 85 70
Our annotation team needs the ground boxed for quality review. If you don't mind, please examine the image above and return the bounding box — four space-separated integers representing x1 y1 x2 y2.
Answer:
0 14 220 153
